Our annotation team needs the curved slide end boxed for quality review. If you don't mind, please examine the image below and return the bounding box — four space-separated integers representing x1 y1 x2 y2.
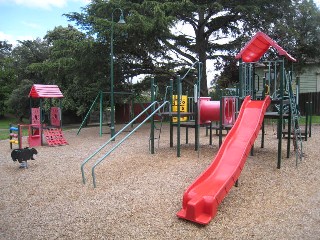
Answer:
176 195 218 225
177 96 271 225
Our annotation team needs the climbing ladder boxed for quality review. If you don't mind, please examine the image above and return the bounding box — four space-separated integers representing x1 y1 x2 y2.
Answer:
149 84 171 152
286 71 303 165
149 112 164 151
43 128 68 146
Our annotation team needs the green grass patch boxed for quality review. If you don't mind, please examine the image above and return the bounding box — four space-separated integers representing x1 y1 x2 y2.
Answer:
0 116 18 129
0 116 28 140
299 115 320 124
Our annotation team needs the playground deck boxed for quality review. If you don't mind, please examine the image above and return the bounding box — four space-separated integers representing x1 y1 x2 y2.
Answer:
0 124 319 239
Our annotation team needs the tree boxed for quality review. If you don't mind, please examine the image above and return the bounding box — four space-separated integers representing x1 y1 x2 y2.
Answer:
7 79 34 121
212 56 239 88
0 41 15 117
66 0 293 96
260 0 320 74
43 25 109 116
11 38 50 83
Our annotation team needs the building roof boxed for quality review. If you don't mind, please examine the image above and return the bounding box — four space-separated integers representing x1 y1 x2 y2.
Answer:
235 32 296 62
28 84 64 98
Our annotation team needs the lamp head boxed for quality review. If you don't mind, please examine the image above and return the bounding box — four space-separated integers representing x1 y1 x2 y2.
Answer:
118 12 126 24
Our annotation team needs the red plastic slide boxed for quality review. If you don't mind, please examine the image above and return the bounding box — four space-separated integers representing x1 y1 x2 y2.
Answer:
177 96 271 224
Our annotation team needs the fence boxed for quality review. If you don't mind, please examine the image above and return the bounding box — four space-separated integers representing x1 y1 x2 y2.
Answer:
299 92 320 115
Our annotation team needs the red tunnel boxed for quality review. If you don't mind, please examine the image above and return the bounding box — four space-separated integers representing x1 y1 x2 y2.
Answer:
199 97 236 126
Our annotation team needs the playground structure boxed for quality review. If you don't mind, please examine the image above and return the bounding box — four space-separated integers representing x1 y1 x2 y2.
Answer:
176 31 310 225
28 84 68 147
9 84 68 148
236 31 305 167
80 61 239 187
9 123 41 149
159 61 238 157
79 31 312 225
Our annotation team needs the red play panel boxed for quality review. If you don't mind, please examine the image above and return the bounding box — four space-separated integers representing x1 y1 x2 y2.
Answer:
43 128 68 146
235 32 296 62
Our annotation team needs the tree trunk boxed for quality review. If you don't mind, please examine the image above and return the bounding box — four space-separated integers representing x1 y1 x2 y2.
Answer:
196 9 208 96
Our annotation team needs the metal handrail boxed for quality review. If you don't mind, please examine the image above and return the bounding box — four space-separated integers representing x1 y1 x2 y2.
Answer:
81 101 159 184
91 101 170 188
77 92 101 135
80 101 169 186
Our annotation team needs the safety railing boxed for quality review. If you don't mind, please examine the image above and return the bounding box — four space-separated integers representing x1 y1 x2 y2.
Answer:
81 100 170 187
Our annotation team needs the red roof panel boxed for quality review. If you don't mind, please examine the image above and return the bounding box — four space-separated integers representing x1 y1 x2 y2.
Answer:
235 32 296 62
28 84 64 98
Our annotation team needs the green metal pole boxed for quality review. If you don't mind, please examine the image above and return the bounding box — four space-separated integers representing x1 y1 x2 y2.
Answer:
77 92 101 135
277 59 284 169
309 102 312 137
130 97 134 129
150 77 155 154
110 13 115 140
109 8 125 141
305 102 308 141
261 77 266 148
177 75 181 157
91 100 170 187
287 107 291 158
239 60 243 98
195 98 199 150
170 79 173 148
100 91 103 137
195 62 202 152
81 101 164 184
261 120 265 148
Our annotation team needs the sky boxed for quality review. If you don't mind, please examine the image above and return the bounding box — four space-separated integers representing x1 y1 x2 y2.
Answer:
0 0 90 45
1 0 320 86
1 0 320 46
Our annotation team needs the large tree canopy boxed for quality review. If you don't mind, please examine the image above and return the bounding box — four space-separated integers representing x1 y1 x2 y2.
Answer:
1 0 320 121
66 0 294 95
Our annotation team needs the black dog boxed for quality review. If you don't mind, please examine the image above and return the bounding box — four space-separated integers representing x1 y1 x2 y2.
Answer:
11 148 38 168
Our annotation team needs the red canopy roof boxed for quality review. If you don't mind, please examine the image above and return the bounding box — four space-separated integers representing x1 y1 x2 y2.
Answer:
235 32 296 62
28 84 64 98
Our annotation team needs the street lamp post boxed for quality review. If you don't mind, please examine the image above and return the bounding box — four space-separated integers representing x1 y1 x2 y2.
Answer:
110 8 125 139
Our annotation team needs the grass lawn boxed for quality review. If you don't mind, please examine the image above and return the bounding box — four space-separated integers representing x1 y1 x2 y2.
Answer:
299 115 320 124
0 116 29 140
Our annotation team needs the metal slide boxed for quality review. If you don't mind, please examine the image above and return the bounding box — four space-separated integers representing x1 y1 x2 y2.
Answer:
81 100 170 188
177 96 271 224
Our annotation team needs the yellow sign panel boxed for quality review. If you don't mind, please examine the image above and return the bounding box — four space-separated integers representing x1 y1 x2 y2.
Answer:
172 95 188 122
